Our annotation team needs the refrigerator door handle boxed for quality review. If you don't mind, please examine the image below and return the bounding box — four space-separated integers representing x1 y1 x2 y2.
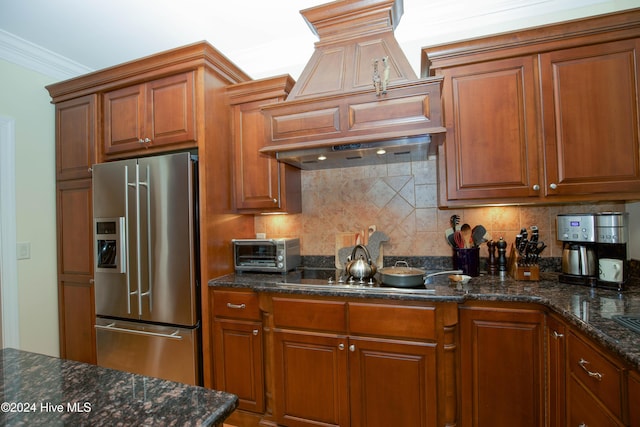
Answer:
138 164 152 311
95 322 184 340
124 165 133 314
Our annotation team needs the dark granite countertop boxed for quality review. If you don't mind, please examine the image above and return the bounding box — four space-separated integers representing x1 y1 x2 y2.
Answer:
0 348 237 427
209 270 640 371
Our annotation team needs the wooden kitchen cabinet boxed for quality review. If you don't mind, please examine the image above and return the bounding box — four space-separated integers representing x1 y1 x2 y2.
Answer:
423 9 640 206
211 290 265 414
629 370 640 426
546 313 567 427
436 56 541 202
567 330 626 425
55 94 97 364
227 76 301 213
55 95 97 180
539 38 640 199
103 71 196 158
56 177 95 363
459 303 545 427
271 297 445 427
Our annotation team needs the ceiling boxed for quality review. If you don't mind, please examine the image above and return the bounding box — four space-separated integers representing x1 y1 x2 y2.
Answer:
0 0 636 81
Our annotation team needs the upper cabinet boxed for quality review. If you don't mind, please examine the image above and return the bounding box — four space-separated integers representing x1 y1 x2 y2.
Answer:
227 75 301 213
103 72 196 158
423 9 640 207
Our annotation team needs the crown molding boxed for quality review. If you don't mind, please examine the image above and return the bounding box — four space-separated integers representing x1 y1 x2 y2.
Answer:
0 29 93 81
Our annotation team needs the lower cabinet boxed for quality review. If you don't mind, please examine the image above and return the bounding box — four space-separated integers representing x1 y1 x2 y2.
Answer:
210 290 265 414
629 370 640 426
271 297 444 427
546 314 567 427
459 303 545 427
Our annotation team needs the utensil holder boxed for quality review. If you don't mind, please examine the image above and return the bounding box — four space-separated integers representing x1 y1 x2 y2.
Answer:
453 247 480 277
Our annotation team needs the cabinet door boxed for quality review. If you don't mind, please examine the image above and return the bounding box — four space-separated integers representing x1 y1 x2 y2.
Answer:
146 72 196 148
540 39 640 197
60 280 96 364
546 314 566 427
349 337 437 427
232 98 282 211
567 376 621 427
273 330 349 427
55 95 97 180
440 56 540 203
213 318 264 413
103 72 196 157
460 306 544 427
103 84 145 155
57 179 95 363
629 370 640 427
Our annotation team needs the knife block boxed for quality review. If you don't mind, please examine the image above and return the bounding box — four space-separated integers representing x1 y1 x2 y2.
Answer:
507 244 540 281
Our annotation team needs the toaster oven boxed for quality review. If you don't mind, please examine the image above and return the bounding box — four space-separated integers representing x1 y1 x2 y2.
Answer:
232 238 301 273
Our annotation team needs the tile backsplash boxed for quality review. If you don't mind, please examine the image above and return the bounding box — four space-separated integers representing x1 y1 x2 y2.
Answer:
254 158 626 260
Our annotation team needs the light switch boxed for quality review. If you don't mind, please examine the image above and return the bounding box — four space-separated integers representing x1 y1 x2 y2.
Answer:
16 242 31 260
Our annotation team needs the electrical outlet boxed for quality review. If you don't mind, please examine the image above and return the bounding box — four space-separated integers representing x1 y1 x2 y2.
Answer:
16 242 31 260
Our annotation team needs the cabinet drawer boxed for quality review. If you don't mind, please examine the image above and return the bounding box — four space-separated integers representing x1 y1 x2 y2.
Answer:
568 376 621 427
272 298 347 332
349 303 436 340
568 331 623 419
212 290 260 320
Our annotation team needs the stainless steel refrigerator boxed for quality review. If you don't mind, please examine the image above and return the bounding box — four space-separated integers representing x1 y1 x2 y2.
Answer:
92 152 201 385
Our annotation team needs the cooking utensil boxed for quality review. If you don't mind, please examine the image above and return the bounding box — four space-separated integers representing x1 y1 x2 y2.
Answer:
445 215 460 248
454 231 465 249
460 224 472 248
378 261 426 287
471 225 489 246
345 244 377 280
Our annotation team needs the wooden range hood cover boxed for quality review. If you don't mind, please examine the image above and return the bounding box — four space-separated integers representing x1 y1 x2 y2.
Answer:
261 0 445 169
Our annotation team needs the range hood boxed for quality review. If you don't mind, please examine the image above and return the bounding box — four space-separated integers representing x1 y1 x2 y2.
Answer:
260 0 445 169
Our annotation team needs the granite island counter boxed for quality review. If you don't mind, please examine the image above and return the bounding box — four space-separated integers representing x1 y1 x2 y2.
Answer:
209 270 640 371
0 348 237 426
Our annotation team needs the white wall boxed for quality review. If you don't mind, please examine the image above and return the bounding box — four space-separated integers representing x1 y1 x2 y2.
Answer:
0 58 59 356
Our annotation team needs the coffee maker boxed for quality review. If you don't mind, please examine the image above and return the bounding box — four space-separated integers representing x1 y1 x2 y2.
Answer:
557 212 630 290
595 212 629 291
557 213 597 286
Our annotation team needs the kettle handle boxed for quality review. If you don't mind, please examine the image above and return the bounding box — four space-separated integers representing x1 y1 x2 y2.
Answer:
350 244 373 265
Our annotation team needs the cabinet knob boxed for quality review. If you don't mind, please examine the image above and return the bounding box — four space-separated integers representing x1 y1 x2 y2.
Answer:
349 344 355 352
89 278 95 284
272 198 278 204
338 343 345 350
578 423 587 427
549 183 558 190
144 138 151 143
138 138 145 144
532 184 540 191
252 329 259 336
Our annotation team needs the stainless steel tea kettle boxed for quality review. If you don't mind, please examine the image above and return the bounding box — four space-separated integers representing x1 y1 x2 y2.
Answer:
345 244 377 280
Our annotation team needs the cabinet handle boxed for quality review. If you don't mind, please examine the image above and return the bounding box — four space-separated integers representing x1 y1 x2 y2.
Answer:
138 138 145 144
338 343 345 350
144 138 151 143
252 329 259 336
552 331 564 339
532 184 540 191
89 278 95 284
578 358 602 381
226 303 246 309
549 183 558 190
578 423 587 427
349 344 355 352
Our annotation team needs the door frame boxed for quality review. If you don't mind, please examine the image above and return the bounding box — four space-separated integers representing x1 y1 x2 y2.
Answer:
0 115 20 348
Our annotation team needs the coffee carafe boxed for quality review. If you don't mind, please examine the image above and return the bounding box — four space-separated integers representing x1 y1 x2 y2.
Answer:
557 213 598 286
